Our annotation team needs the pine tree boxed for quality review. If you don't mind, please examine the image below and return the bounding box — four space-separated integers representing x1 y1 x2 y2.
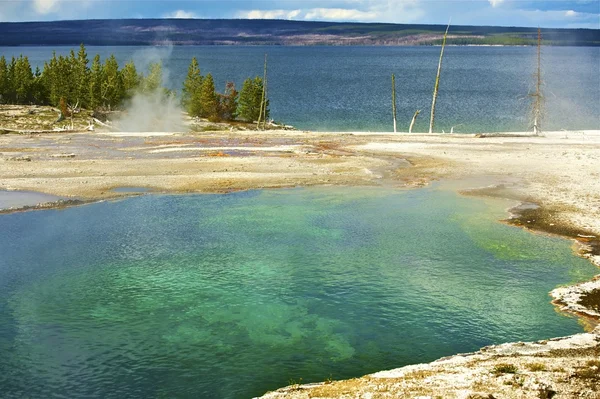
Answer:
31 66 47 104
237 78 255 122
182 57 203 115
199 73 218 121
102 55 122 108
14 56 34 104
6 56 17 104
238 77 268 122
74 43 89 106
66 49 77 103
88 54 103 109
0 56 8 104
121 61 140 99
55 55 73 105
218 81 238 121
141 62 162 93
42 52 60 106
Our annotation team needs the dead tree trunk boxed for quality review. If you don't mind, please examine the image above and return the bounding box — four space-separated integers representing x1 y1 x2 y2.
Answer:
532 27 543 135
409 110 421 134
429 22 450 134
263 65 268 130
392 74 397 133
257 54 268 130
67 101 79 131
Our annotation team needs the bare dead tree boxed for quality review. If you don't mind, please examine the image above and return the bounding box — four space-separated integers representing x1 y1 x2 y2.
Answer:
429 22 450 134
263 64 269 130
531 27 544 135
409 110 421 133
257 54 268 130
67 100 79 130
392 74 397 133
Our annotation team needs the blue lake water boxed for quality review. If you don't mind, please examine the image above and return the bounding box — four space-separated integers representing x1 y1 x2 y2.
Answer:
0 187 597 398
1 45 598 132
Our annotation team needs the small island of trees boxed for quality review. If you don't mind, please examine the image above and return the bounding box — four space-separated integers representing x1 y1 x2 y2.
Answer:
0 44 268 126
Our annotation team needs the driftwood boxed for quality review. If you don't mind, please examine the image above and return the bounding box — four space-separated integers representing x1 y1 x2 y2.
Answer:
93 118 112 128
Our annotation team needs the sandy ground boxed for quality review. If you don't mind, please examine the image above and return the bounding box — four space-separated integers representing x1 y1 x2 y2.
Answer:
1 127 600 398
2 129 599 234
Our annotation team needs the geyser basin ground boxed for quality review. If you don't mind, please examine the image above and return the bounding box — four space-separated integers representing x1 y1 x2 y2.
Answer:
0 187 596 398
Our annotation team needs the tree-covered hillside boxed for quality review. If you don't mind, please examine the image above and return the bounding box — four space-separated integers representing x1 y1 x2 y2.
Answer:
0 19 598 46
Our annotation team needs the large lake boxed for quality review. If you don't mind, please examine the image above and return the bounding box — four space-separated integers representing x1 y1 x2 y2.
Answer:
1 45 598 132
0 187 597 398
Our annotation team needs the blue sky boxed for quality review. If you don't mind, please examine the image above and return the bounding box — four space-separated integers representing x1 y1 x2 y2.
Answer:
0 0 598 28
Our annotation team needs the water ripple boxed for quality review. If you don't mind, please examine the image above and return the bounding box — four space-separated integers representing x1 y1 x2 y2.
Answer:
0 187 596 398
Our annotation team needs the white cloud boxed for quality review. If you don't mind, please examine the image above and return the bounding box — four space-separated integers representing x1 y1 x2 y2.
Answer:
240 7 378 22
238 1 424 23
0 0 595 29
162 10 199 19
32 0 60 14
243 9 302 20
241 7 379 22
303 8 379 21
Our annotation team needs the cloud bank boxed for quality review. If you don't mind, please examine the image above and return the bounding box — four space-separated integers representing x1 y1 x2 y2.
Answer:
0 0 597 29
237 0 599 28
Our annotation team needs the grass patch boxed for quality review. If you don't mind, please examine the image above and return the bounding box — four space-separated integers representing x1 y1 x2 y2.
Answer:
492 363 519 375
578 289 600 313
526 362 547 372
570 360 600 384
587 360 600 368
403 369 436 380
574 366 600 380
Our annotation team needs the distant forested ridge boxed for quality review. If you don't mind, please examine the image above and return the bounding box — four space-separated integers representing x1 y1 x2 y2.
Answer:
0 19 598 46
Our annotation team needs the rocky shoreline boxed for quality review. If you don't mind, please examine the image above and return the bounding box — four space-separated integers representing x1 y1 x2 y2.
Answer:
258 327 600 399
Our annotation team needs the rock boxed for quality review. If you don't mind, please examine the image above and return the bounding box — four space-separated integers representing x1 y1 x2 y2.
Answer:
538 384 556 399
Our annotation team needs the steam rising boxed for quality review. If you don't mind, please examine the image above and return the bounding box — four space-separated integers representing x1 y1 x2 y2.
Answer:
114 92 185 132
113 43 186 132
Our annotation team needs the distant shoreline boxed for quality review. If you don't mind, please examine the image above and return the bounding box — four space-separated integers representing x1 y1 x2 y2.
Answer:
1 43 597 48
1 19 598 47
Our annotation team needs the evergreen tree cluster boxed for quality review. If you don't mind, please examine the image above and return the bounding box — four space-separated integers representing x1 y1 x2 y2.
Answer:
238 77 269 123
182 57 268 123
0 46 271 125
0 44 164 110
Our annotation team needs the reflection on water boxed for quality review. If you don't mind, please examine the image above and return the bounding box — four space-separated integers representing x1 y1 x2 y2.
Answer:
0 187 596 398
